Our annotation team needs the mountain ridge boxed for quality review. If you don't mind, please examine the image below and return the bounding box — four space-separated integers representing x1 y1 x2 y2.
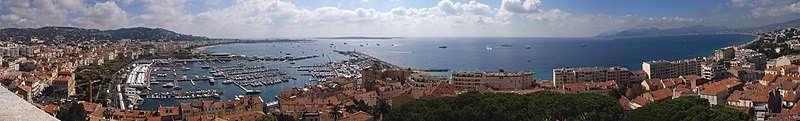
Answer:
0 26 211 44
597 18 800 38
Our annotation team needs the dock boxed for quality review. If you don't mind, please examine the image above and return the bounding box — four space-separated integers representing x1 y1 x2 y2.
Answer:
234 82 261 93
334 50 450 72
141 90 220 99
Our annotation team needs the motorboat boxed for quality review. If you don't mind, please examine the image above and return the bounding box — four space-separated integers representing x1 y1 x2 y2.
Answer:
438 46 447 48
162 83 175 87
222 80 234 84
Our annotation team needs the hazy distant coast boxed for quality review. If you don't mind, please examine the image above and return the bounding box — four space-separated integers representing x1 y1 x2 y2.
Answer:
314 36 403 39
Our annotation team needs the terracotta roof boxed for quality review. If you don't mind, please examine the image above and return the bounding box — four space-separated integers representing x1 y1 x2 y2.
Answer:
681 75 702 81
763 74 778 81
618 97 633 111
727 91 743 101
633 96 649 106
776 77 790 84
699 78 741 95
650 88 673 101
780 81 798 90
632 70 647 75
728 90 770 103
43 104 58 115
784 92 797 102
80 102 99 112
673 87 691 94
339 111 373 121
54 76 71 82
18 85 31 92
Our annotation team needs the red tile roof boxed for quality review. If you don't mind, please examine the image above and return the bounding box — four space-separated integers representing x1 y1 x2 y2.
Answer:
784 92 798 102
339 111 373 121
633 96 649 106
618 97 633 111
650 88 673 101
699 78 741 95
763 74 778 81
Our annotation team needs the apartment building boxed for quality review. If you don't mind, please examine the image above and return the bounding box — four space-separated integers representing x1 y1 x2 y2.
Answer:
643 57 706 79
451 70 533 92
552 67 631 87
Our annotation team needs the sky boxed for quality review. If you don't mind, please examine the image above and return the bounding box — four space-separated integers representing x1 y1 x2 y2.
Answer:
0 0 799 38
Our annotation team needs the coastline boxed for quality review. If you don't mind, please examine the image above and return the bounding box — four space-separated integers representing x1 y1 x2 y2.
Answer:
192 45 218 52
737 33 761 48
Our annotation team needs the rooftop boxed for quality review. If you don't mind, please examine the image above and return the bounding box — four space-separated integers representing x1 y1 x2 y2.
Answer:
0 86 58 121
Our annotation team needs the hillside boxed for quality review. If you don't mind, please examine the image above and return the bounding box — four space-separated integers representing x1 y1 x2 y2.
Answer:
0 26 211 44
596 25 734 38
598 18 800 38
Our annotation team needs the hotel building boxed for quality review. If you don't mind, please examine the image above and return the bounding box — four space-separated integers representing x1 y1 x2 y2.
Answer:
451 70 533 92
552 67 631 87
642 57 706 79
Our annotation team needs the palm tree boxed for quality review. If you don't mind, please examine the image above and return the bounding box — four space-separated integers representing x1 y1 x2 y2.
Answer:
330 105 344 121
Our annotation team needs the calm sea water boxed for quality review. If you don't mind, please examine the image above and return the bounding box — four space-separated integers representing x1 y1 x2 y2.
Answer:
137 34 754 109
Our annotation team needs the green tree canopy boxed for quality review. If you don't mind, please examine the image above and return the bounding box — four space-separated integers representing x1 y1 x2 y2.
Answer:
386 91 623 121
624 96 750 121
56 102 88 121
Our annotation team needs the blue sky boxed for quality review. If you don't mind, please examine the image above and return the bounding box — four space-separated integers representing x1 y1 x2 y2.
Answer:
0 0 799 38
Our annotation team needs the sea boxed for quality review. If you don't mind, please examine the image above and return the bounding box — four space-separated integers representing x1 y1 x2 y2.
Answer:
136 34 755 110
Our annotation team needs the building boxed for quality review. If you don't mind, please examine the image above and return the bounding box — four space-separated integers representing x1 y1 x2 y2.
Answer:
51 71 76 96
715 46 736 61
728 67 765 83
552 67 631 87
701 62 728 81
775 55 800 67
406 73 448 90
698 78 743 105
451 70 533 92
643 57 705 79
732 49 767 70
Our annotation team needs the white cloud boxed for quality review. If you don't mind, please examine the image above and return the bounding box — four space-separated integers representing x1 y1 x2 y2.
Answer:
71 1 129 29
132 0 194 28
749 2 800 18
0 0 709 38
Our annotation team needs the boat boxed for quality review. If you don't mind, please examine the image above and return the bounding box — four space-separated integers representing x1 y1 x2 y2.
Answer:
162 83 175 87
376 44 380 46
285 53 292 55
222 80 233 84
438 46 447 48
246 90 261 93
500 44 513 47
581 44 586 47
201 65 211 69
174 86 182 90
209 78 215 83
525 46 531 49
485 45 493 51
359 45 364 47
289 62 296 64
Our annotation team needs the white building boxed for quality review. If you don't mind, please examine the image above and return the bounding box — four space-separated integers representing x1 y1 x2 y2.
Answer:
552 67 631 87
643 57 706 79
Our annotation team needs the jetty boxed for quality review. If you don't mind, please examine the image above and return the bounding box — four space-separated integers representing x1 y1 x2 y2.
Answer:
141 90 220 99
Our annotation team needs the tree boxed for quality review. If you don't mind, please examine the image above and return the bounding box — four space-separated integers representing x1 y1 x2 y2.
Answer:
386 91 622 121
627 85 646 98
373 99 391 118
261 114 278 121
56 102 88 121
329 105 343 121
624 96 749 121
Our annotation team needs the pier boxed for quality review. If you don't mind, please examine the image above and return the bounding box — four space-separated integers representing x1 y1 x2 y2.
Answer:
333 50 450 72
141 90 221 99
